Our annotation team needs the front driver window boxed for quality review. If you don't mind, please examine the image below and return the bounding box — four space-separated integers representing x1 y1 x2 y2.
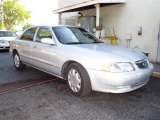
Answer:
35 27 52 42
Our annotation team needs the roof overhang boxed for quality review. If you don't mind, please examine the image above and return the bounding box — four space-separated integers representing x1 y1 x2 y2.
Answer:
53 0 126 13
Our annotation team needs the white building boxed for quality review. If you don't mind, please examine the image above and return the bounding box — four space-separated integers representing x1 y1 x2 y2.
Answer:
54 0 160 63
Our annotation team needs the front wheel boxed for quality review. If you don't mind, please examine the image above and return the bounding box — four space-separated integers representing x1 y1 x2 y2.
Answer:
13 52 26 71
67 63 91 97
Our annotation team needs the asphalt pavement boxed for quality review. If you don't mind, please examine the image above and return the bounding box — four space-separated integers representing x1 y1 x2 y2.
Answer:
0 51 53 84
0 51 160 120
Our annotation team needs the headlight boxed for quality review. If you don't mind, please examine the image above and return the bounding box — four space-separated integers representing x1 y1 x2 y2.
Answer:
0 40 5 43
101 62 135 72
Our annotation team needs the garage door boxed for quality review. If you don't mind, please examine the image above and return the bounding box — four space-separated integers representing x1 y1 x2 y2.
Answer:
65 19 77 26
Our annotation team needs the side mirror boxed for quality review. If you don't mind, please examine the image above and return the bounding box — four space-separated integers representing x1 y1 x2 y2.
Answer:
41 38 55 45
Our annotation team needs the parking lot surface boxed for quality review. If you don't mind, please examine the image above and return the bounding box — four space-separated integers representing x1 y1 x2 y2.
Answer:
0 51 53 84
0 51 160 120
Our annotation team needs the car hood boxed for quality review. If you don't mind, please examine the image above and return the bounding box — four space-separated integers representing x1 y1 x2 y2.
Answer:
0 37 16 41
67 43 146 62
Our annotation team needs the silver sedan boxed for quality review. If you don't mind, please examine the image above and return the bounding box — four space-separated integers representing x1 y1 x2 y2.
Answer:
0 30 17 50
10 26 154 96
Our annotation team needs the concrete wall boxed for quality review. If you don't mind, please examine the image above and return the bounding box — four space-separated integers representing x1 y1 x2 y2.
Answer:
58 0 160 62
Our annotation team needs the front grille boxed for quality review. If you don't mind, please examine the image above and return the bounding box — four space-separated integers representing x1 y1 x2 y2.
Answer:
136 59 148 69
0 46 10 49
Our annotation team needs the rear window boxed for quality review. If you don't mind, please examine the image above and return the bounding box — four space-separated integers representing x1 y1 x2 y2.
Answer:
0 31 17 37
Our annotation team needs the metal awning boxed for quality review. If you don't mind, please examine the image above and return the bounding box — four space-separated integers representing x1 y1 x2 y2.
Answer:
53 0 126 13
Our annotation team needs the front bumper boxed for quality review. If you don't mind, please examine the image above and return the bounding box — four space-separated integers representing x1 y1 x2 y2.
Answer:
0 43 10 50
87 63 154 93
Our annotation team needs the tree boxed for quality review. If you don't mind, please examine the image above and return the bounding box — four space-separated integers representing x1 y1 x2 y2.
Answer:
23 23 33 30
2 0 31 30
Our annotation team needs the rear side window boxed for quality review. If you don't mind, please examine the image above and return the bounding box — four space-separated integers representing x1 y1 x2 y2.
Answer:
21 27 37 41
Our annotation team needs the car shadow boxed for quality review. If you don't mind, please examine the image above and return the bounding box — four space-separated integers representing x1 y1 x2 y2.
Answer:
0 50 9 53
45 77 160 104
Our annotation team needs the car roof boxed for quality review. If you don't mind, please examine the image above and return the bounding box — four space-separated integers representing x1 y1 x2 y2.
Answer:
0 30 12 32
28 25 78 29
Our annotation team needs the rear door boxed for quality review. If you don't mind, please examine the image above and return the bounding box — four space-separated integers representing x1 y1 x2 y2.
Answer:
18 27 37 64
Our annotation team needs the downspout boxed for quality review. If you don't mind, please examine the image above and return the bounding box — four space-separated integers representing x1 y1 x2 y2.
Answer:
156 22 160 63
58 13 62 25
95 3 100 38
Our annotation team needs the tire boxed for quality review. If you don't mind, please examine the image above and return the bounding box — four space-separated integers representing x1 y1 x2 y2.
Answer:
13 52 26 71
66 63 91 97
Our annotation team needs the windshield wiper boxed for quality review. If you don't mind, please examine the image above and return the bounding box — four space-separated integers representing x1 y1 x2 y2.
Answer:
92 41 104 43
65 41 103 44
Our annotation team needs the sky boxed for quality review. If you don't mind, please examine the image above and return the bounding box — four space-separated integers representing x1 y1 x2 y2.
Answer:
20 0 58 26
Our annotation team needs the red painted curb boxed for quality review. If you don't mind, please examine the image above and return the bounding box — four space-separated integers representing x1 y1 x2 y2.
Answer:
152 72 160 78
0 78 59 95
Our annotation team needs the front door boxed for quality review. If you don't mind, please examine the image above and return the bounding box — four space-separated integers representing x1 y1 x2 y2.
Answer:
31 27 61 76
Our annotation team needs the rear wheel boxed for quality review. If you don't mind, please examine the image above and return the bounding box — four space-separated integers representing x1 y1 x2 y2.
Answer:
67 63 91 97
13 52 26 71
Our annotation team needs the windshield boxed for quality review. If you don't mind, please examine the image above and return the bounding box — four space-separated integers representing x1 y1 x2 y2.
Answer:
52 27 103 44
0 31 18 37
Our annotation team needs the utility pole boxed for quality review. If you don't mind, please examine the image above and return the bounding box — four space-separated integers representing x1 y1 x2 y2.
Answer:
1 0 4 29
